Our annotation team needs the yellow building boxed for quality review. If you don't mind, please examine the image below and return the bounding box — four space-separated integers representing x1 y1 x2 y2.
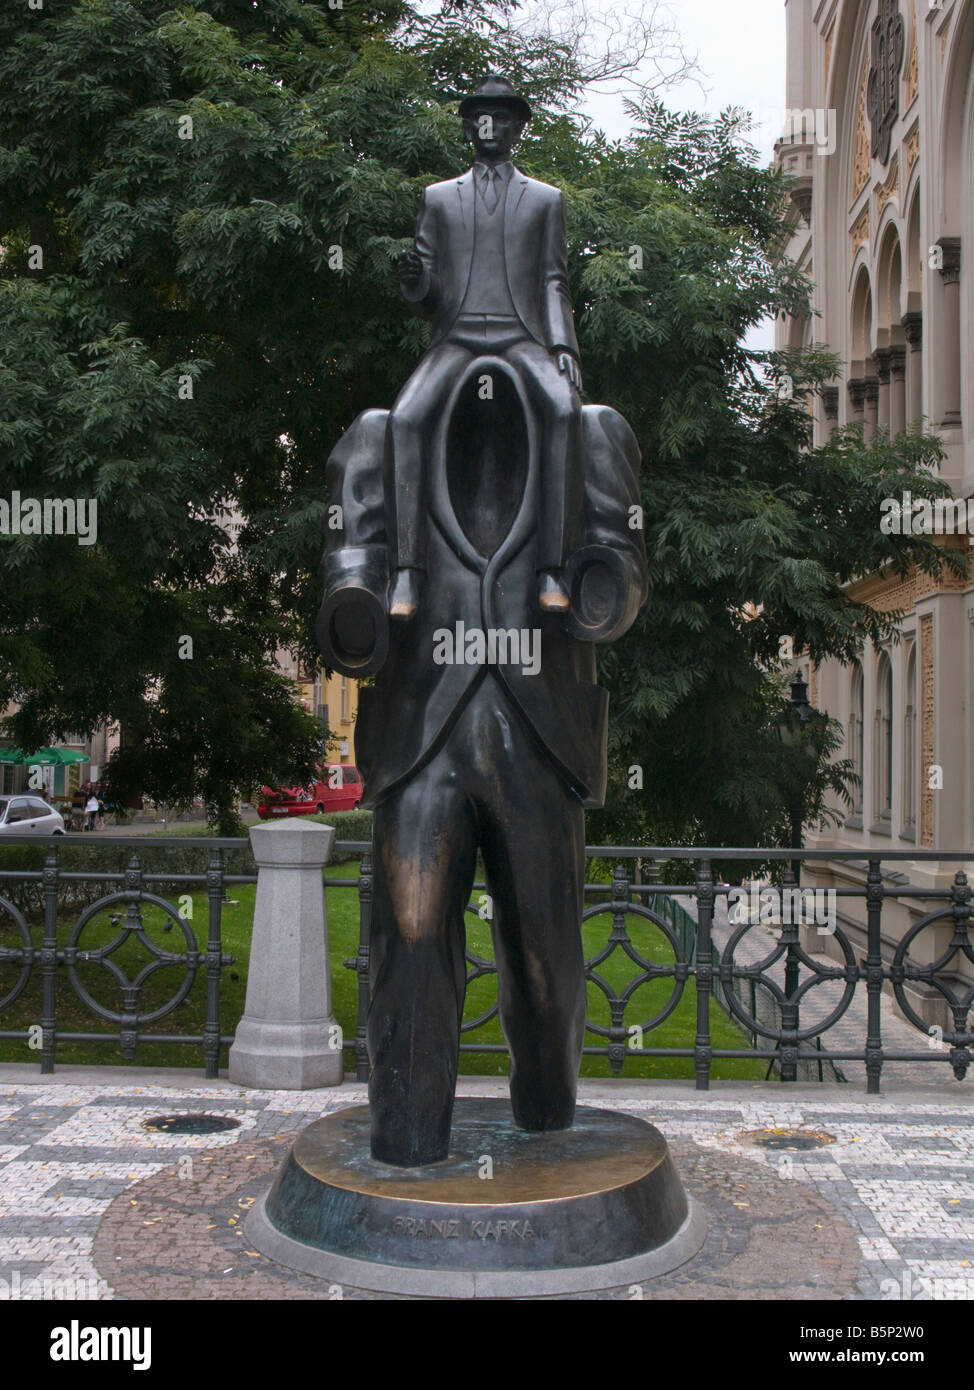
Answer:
298 667 359 766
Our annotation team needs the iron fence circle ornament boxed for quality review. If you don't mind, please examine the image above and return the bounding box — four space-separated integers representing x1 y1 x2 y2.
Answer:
581 897 688 1038
65 890 201 1026
892 905 974 1029
891 892 974 1076
720 914 859 1044
458 894 689 1044
0 894 35 1012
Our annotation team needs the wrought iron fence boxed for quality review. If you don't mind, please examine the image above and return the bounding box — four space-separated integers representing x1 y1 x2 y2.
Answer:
717 973 846 1083
0 837 255 1077
1 837 971 1089
344 845 974 1090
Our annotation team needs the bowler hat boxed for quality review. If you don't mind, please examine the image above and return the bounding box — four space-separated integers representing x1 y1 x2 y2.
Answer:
458 74 532 124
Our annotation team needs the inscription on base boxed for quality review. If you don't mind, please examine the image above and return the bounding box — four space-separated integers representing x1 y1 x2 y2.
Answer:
392 1216 538 1241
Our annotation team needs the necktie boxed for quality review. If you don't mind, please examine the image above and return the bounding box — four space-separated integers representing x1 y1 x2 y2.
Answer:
481 167 499 214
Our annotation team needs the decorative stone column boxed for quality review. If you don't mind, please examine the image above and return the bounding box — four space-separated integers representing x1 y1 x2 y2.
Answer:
935 237 961 428
848 377 866 428
791 183 812 227
889 346 906 434
859 641 876 829
229 820 344 1089
863 376 880 442
918 611 935 849
902 311 922 426
822 385 839 438
874 349 891 431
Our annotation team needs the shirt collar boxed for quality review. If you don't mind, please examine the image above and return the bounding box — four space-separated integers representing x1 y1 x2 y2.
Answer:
473 159 514 182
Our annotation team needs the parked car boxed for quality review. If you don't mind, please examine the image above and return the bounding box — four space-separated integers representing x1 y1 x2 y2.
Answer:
257 764 363 819
0 796 66 836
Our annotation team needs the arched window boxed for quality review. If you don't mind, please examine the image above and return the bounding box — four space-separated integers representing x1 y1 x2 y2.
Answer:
903 646 916 834
874 653 893 822
850 664 864 816
851 269 873 376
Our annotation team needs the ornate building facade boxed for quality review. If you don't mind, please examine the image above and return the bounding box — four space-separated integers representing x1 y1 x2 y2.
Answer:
775 0 974 1005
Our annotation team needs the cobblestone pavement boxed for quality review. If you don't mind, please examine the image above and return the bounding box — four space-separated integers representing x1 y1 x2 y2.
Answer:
0 1073 971 1300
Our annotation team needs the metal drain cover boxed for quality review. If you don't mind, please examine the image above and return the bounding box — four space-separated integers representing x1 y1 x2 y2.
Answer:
737 1128 836 1151
142 1114 241 1135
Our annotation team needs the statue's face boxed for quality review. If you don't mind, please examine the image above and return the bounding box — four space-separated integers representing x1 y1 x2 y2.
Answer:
462 104 524 160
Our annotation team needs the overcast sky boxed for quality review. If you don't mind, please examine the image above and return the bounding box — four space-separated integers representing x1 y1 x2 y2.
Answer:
577 0 786 160
568 0 787 350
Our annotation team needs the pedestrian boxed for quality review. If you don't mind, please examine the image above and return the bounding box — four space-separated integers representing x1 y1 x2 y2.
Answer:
84 790 100 831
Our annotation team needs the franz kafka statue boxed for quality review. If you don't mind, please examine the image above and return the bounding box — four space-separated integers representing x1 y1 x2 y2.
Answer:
317 74 649 1166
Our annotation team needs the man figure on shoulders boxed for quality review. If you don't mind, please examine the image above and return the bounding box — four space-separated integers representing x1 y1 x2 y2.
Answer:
387 74 584 620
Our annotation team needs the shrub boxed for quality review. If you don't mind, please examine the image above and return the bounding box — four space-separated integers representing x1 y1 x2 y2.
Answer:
305 808 373 850
0 815 373 925
0 837 254 923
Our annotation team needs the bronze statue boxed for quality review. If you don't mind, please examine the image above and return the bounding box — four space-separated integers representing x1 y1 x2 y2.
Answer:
387 75 583 620
318 75 648 1166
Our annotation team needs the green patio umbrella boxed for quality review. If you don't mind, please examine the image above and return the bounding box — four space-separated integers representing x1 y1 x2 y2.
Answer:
0 747 90 765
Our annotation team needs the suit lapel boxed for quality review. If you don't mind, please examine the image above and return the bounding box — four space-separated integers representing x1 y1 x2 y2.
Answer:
502 167 531 335
455 170 476 229
507 166 530 224
455 172 476 312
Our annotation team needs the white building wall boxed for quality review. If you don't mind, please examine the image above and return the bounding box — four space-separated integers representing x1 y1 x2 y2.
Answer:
775 2 974 1015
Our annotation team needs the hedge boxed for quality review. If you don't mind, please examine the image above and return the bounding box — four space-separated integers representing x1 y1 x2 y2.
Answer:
0 808 374 923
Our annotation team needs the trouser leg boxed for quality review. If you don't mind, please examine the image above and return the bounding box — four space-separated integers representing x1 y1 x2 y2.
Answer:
474 692 588 1130
385 341 473 571
367 747 479 1165
503 338 584 572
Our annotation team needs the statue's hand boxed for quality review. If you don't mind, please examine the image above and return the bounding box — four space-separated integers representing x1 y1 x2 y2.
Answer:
555 351 582 393
398 249 424 287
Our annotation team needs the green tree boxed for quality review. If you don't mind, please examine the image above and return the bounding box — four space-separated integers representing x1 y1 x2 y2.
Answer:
579 102 965 849
0 1 962 839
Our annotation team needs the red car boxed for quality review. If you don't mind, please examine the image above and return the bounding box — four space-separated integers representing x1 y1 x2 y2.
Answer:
257 764 363 819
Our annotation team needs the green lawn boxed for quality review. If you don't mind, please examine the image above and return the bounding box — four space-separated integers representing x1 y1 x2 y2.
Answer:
0 859 768 1080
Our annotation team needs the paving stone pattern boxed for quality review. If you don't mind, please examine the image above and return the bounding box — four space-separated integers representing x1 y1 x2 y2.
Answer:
1 1080 971 1299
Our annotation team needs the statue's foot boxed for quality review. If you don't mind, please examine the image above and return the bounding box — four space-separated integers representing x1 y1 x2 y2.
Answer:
388 568 420 620
538 568 570 612
511 1102 576 1132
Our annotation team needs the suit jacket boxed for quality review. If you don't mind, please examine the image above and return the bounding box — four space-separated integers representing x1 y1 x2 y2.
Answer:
402 165 581 359
317 358 647 809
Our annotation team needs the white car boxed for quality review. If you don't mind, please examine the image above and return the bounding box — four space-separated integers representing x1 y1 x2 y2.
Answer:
0 796 66 836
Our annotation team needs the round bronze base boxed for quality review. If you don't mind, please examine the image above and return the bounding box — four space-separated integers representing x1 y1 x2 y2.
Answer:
247 1099 705 1297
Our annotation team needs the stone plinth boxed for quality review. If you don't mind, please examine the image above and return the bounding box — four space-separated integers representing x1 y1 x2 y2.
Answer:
246 1099 704 1296
228 820 344 1089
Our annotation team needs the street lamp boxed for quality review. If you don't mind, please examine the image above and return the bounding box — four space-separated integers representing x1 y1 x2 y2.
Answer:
775 669 823 1082
777 671 819 885
788 671 814 722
